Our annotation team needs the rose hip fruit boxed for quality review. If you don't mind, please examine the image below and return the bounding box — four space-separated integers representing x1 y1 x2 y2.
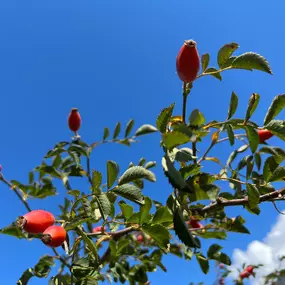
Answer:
17 210 55 234
137 234 144 243
42 225 67 248
92 226 106 233
68 108 81 133
246 265 254 274
176 40 200 83
258 129 273 143
188 219 203 229
240 270 250 279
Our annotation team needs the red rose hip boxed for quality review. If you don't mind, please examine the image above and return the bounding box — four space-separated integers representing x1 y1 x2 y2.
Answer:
42 225 67 248
258 129 273 143
68 108 81 133
92 226 106 233
188 219 203 229
17 210 55 234
137 234 144 243
176 40 200 83
246 265 254 274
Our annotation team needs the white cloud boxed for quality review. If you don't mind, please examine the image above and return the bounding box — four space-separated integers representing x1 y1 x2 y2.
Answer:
230 212 285 284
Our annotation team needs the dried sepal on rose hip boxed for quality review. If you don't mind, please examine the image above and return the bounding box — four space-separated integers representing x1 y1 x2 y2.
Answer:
68 108 81 133
16 210 55 234
176 39 200 83
41 225 67 248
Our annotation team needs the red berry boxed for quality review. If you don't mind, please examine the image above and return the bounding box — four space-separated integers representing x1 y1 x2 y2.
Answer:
17 210 55 234
246 265 254 274
240 270 250 279
137 234 144 243
68 108 81 132
188 219 203 229
92 226 106 233
176 40 200 83
219 263 225 269
218 278 225 285
258 129 273 143
42 225 66 248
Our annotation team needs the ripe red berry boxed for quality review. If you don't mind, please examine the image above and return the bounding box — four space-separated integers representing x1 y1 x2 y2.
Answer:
68 108 81 133
137 234 144 243
246 265 254 274
258 129 273 143
176 40 200 83
240 270 250 279
92 226 106 233
42 225 67 248
17 210 55 234
219 263 225 269
188 219 203 229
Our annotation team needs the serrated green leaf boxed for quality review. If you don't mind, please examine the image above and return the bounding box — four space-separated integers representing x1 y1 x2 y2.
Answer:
142 224 170 250
92 170 102 190
118 166 156 185
201 53 210 71
217 42 239 68
117 239 130 254
118 201 133 219
196 253 209 274
189 109 206 126
173 209 200 248
96 193 111 220
263 155 284 182
255 153 262 171
247 184 260 209
245 93 260 122
152 206 173 224
111 184 143 205
204 68 222 80
125 119 135 137
103 127 109 141
140 197 152 224
226 124 235 145
113 122 121 139
134 124 158 137
207 244 223 259
162 131 191 150
231 52 272 74
169 148 194 162
198 231 227 240
264 94 285 125
107 160 119 189
180 164 201 179
156 104 175 133
0 224 27 239
269 166 285 182
245 126 259 153
265 120 285 141
227 92 239 120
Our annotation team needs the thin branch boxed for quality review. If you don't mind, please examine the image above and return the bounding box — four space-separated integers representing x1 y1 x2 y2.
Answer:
52 248 71 269
272 201 285 215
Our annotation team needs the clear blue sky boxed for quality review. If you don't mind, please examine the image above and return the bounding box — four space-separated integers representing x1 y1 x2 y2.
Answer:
0 1 284 284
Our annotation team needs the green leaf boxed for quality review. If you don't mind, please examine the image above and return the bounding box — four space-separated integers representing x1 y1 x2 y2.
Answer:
245 126 259 153
201 53 210 71
189 109 206 126
0 224 27 239
111 184 143 205
180 164 201 179
245 93 260 122
255 152 262 171
263 155 284 182
162 131 191 150
140 197 152 224
218 42 239 68
117 239 130 254
156 103 175 133
169 148 194 162
247 184 260 209
118 166 156 185
196 253 209 274
107 160 119 189
113 122 121 139
134 124 158 137
142 224 170 250
259 146 285 156
204 68 222 80
118 201 133 219
269 166 285 182
173 209 200 248
162 155 188 191
227 92 239 120
92 170 102 190
152 207 173 224
144 161 156 169
125 119 135 137
218 253 231 266
264 94 285 125
198 231 227 240
226 124 235 145
207 244 222 259
103 127 109 141
17 269 34 285
265 120 285 141
231 52 272 74
96 193 111 220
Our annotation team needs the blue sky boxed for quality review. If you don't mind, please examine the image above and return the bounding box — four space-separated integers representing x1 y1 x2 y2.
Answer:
0 1 284 284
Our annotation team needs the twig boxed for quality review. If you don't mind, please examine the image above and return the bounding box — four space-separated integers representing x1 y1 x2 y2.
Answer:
272 201 285 215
